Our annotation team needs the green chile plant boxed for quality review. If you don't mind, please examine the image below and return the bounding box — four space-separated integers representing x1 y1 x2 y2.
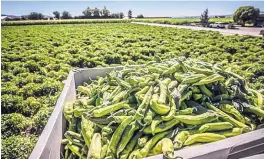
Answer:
1 23 264 159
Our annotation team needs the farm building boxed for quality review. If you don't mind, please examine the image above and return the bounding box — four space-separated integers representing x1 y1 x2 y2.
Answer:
1 15 21 21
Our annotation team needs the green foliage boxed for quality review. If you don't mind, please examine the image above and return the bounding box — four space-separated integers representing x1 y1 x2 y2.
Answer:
2 135 37 159
53 11 60 19
102 6 110 17
120 12 124 19
137 14 144 18
83 7 93 17
32 106 54 134
1 19 130 26
111 13 125 19
93 7 101 17
128 10 132 19
1 113 32 138
200 8 209 26
1 23 264 159
61 11 72 19
28 12 44 20
233 6 260 26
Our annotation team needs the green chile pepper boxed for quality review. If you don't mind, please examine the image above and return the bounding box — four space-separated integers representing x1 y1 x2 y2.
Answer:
162 93 178 121
212 94 232 101
128 149 141 159
143 118 179 134
64 145 69 159
180 102 188 110
182 74 207 84
247 88 263 108
219 104 245 124
117 121 140 158
143 108 156 125
108 86 122 101
173 131 190 149
112 91 127 104
101 142 109 159
173 111 218 125
87 133 102 159
180 91 193 103
152 138 174 159
168 80 179 91
150 94 170 115
64 102 74 122
101 85 111 93
205 102 251 132
176 108 194 115
193 73 224 85
158 80 168 104
162 62 181 75
77 86 91 96
198 85 212 97
114 76 131 89
134 86 153 124
136 138 154 158
188 66 214 75
244 106 264 118
198 122 233 133
67 144 86 159
69 117 78 132
150 116 163 135
215 128 243 137
184 133 226 146
135 86 150 97
81 116 95 148
65 131 83 141
120 131 143 159
108 116 134 156
138 136 150 148
174 73 186 83
192 93 203 100
65 135 84 147
92 100 129 117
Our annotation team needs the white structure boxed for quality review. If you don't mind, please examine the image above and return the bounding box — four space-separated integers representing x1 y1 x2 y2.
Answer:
1 15 21 21
123 16 129 19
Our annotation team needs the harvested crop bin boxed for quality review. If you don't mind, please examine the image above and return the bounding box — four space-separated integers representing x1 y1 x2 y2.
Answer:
29 57 264 159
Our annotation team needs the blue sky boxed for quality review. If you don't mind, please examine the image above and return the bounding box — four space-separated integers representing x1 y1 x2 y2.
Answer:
2 1 264 17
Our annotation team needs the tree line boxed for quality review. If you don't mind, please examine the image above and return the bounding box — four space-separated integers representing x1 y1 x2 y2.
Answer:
23 6 144 20
200 6 261 27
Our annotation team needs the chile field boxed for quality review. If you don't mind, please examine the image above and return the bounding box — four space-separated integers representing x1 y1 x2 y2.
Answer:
1 23 264 159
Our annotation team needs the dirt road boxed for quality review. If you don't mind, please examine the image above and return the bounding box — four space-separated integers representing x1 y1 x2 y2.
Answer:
132 22 263 37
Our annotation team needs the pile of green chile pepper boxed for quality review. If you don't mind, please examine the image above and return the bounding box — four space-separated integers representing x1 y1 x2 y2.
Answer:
62 57 264 159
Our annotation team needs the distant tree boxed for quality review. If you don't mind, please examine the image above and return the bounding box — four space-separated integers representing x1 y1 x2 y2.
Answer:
53 11 60 19
111 13 119 18
233 6 260 26
61 11 72 19
137 14 144 18
82 7 93 17
28 12 44 20
73 16 79 19
128 10 132 19
102 6 110 17
119 12 124 19
38 13 44 19
200 8 209 27
93 7 101 17
28 12 38 20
